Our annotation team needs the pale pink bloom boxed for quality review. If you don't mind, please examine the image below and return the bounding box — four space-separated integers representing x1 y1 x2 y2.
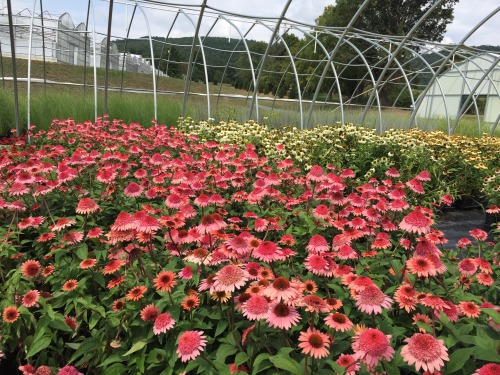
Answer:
401 333 449 373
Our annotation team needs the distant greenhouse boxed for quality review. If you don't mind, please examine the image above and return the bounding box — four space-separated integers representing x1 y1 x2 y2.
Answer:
417 53 500 128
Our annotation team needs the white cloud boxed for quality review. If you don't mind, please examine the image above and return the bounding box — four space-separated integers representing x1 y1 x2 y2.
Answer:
4 0 498 46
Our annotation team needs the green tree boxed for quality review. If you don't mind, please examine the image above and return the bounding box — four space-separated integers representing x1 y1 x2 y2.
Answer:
315 0 459 105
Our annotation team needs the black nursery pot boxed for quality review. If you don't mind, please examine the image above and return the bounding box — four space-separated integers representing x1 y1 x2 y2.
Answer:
484 212 499 230
452 196 482 210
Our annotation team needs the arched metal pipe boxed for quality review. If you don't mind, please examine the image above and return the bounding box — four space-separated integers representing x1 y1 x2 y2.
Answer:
215 17 257 115
248 0 292 122
305 0 373 128
27 0 38 142
135 1 158 121
120 4 137 93
181 1 210 118
255 19 303 128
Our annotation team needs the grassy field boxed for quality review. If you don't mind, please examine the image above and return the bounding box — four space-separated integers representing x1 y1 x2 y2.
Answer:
1 57 497 137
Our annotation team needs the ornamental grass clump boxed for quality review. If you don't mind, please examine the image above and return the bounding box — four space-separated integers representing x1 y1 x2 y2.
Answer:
0 118 498 374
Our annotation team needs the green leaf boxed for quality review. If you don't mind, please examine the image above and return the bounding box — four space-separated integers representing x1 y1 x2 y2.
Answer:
123 340 147 356
26 335 51 358
75 243 88 260
215 343 238 363
215 320 228 337
104 363 129 375
251 353 271 375
235 352 250 366
446 347 475 373
483 308 500 324
269 353 302 375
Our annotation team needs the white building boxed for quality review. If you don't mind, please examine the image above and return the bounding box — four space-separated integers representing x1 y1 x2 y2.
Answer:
417 53 500 123
0 10 161 75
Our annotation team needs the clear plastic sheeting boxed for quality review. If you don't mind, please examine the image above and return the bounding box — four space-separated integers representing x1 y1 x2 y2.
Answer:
0 0 498 136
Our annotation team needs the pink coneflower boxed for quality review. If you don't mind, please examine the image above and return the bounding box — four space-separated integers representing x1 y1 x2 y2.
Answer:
107 275 125 289
337 354 360 375
458 301 481 318
298 327 330 359
389 199 409 212
123 182 143 197
266 302 300 329
79 258 97 269
415 238 441 257
165 193 186 209
352 328 394 369
21 260 41 278
22 290 40 308
153 313 175 335
476 273 494 286
263 277 300 302
37 232 56 242
355 285 393 314
469 228 488 241
253 240 281 262
102 259 124 275
458 258 478 275
197 213 227 234
111 212 135 231
3 306 20 323
313 205 330 220
401 333 449 373
126 285 147 301
75 198 100 214
51 218 76 232
226 235 252 255
304 254 328 275
242 294 270 321
439 301 460 322
307 165 325 182
473 258 492 274
486 205 500 214
62 279 78 291
337 245 358 259
420 295 448 311
406 257 437 277
385 168 400 178
300 295 330 313
112 299 125 313
42 265 55 277
154 270 177 292
306 234 330 253
176 330 207 362
400 207 433 234
325 312 353 332
441 194 453 206
134 214 160 234
140 304 160 321
178 266 193 280
406 178 425 194
212 265 249 293
416 170 431 181
347 276 374 292
457 237 473 248
473 363 500 375
87 228 103 238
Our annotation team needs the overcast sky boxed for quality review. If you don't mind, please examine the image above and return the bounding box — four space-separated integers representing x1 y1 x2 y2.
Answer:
2 0 498 46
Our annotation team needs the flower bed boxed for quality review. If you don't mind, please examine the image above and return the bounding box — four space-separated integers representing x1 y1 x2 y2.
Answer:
0 118 499 375
177 118 500 204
